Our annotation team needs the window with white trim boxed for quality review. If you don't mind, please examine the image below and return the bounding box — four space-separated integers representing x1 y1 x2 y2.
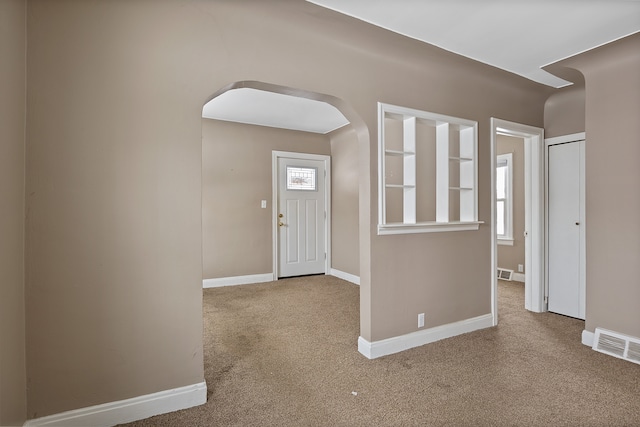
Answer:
496 153 513 245
378 102 480 235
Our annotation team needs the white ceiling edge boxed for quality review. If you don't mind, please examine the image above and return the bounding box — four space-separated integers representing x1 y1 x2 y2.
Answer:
307 0 640 88
202 88 350 135
540 29 640 70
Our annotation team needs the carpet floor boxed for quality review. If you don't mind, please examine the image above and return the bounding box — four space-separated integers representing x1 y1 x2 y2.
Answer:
120 276 640 426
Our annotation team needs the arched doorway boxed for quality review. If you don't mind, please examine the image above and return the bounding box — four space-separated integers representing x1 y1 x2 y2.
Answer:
200 80 371 338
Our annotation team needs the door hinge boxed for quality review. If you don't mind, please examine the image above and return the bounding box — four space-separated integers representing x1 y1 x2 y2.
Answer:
324 252 327 260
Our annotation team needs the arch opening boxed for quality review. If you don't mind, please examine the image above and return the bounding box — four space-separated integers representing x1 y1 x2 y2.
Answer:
200 79 371 342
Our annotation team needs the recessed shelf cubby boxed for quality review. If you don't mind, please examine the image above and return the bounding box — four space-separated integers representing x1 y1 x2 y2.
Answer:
378 102 481 235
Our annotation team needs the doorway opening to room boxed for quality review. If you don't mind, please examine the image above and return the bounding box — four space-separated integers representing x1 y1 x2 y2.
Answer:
491 118 545 325
495 134 526 305
200 81 367 290
198 81 369 403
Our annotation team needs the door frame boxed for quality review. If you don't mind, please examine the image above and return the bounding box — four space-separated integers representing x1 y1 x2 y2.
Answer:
544 132 586 318
272 150 331 280
491 118 545 326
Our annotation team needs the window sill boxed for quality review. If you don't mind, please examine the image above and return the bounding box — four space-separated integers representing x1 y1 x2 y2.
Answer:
497 238 514 246
378 221 483 235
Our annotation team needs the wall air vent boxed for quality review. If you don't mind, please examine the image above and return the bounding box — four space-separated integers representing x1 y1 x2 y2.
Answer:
593 328 640 365
497 268 513 281
627 341 640 364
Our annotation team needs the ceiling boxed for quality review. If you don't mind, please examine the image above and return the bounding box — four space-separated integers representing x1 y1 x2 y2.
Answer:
202 88 349 134
308 0 640 88
203 1 640 134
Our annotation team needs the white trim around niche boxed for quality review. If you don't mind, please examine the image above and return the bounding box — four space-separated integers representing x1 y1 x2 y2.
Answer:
358 314 493 359
23 381 207 427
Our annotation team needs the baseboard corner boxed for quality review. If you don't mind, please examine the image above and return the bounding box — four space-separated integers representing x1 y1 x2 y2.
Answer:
582 329 595 347
330 268 360 285
358 336 373 359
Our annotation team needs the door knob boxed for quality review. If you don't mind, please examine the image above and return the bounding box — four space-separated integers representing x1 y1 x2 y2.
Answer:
278 213 283 218
279 222 285 227
575 222 580 225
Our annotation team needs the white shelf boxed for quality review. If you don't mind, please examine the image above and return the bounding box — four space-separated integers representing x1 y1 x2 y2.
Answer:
378 221 484 235
386 184 415 189
385 149 415 156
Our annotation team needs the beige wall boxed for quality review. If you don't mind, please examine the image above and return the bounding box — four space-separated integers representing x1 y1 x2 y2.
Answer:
202 119 330 279
25 1 206 417
496 135 525 274
0 0 27 424
544 83 586 138
552 33 640 338
23 0 553 418
367 80 548 340
329 126 359 277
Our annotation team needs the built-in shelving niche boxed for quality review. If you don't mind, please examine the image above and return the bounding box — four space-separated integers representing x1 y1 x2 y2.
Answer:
378 103 482 235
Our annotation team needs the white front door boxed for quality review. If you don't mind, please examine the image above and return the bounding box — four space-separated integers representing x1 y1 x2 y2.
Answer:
277 155 328 278
548 140 585 319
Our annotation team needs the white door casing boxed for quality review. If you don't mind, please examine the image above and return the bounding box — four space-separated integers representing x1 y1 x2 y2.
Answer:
547 138 586 319
272 151 330 279
491 118 545 326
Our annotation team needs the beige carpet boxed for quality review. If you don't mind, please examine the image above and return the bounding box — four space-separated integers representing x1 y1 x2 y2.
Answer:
120 276 640 426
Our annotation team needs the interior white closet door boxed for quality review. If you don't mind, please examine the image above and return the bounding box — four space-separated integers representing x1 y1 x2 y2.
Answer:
548 140 585 319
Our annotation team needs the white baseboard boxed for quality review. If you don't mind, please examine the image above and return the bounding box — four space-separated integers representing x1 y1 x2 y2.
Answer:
358 313 493 359
329 268 360 285
203 273 273 288
512 273 525 283
23 381 207 427
582 329 595 347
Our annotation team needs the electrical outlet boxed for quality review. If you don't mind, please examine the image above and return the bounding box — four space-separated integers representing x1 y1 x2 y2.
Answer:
261 200 267 209
518 264 524 273
418 313 425 328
